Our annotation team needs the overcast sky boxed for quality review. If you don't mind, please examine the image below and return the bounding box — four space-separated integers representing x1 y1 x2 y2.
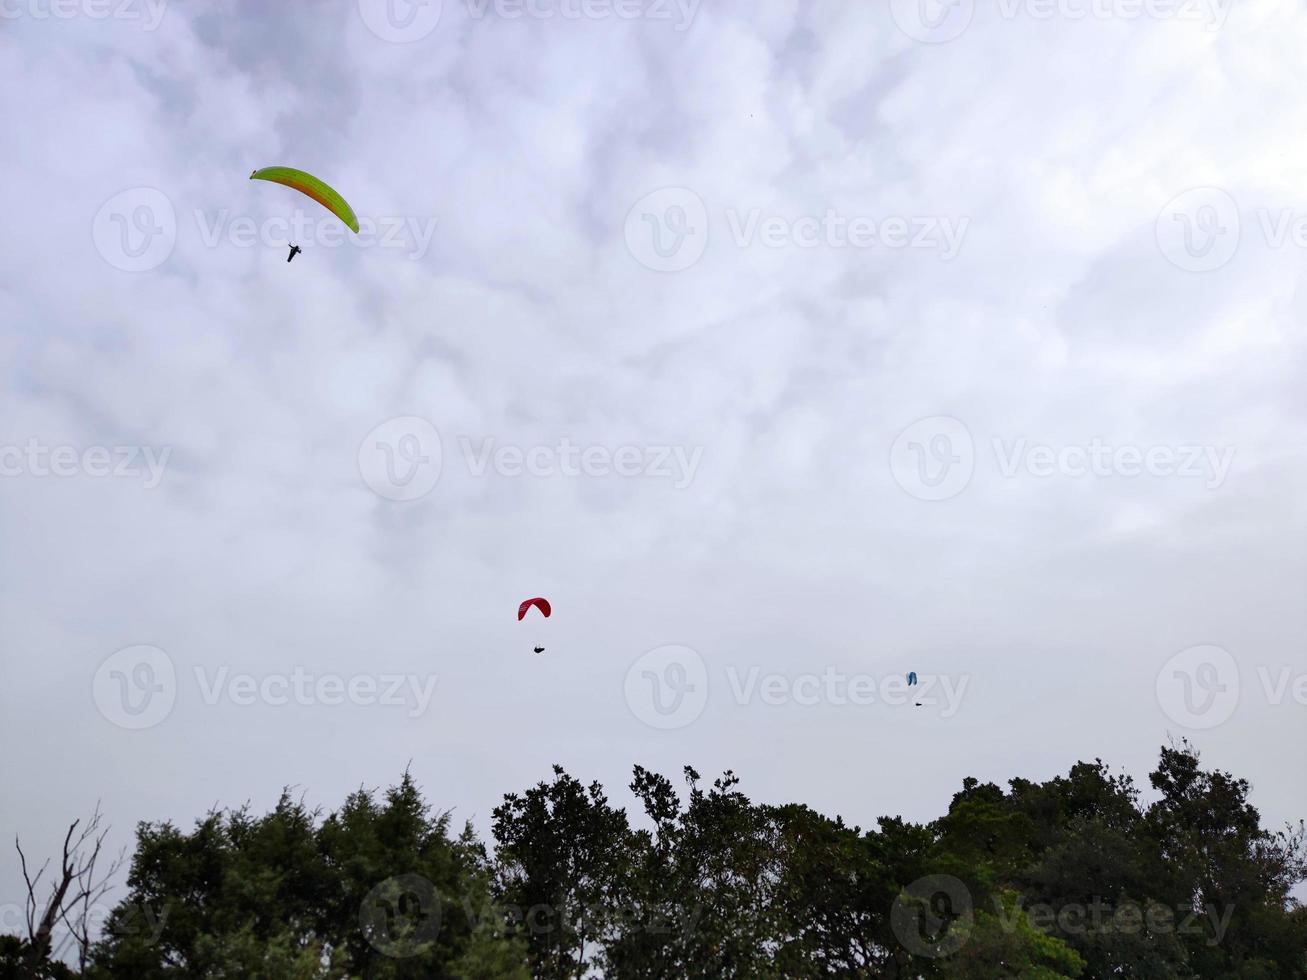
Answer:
2 0 1305 934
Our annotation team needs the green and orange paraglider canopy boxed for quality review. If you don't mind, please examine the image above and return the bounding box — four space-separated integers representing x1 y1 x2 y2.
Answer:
249 166 359 233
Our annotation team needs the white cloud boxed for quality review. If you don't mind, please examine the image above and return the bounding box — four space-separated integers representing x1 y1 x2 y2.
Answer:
2 0 1304 922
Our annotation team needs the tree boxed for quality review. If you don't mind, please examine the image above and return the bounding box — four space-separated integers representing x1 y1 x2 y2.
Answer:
89 774 526 978
1146 740 1307 978
940 890 1085 979
8 744 1302 978
604 766 788 978
491 765 633 978
10 803 123 979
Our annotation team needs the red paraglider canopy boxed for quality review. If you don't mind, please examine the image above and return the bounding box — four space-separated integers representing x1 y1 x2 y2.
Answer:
518 597 551 621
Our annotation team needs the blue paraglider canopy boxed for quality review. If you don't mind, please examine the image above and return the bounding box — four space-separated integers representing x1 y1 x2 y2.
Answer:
907 671 918 686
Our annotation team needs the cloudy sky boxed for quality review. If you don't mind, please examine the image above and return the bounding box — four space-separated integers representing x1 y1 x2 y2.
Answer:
2 0 1305 931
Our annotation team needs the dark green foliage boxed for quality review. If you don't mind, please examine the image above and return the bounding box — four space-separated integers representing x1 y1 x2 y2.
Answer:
9 743 1300 977
85 773 526 979
491 765 633 977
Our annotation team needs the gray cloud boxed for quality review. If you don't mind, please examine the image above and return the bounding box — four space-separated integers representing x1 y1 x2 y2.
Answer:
2 0 1305 928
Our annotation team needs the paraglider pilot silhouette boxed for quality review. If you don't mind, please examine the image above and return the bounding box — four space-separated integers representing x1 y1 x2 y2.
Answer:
519 598 551 654
249 166 359 263
909 670 922 707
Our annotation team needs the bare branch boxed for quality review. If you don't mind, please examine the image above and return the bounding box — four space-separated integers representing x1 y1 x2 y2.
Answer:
13 801 123 972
